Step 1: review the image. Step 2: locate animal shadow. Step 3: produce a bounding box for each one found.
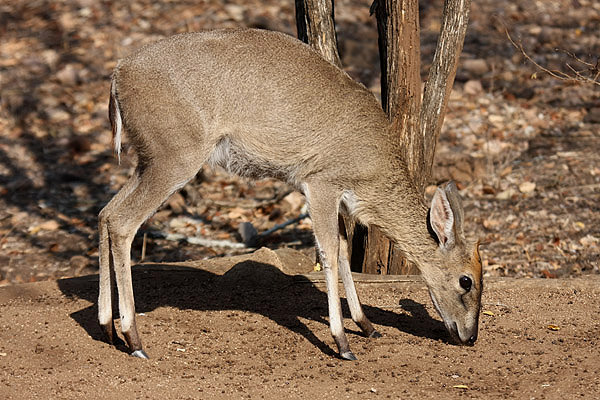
[58,260,449,357]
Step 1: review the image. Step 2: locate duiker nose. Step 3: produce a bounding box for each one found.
[467,334,477,345]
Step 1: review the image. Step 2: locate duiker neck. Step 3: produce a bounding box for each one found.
[353,171,439,270]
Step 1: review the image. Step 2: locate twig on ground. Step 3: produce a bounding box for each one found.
[239,213,309,247]
[148,231,247,249]
[483,302,511,310]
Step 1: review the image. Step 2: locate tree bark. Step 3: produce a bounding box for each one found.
[419,0,471,190]
[295,0,341,67]
[366,0,422,275]
[373,0,422,189]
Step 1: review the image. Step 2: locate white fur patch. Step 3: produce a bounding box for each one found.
[340,190,359,216]
[431,187,455,249]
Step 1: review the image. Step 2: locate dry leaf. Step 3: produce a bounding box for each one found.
[227,207,248,220]
[282,191,304,212]
[482,218,501,229]
[547,324,560,331]
[28,220,60,234]
[496,188,516,200]
[482,185,496,195]
[482,311,495,316]
[519,181,536,193]
[453,385,469,389]
[314,263,322,272]
[464,79,483,95]
[580,235,598,247]
[166,192,186,214]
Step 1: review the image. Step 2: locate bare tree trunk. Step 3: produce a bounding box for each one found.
[373,0,422,188]
[419,0,472,188]
[366,0,422,275]
[295,0,341,67]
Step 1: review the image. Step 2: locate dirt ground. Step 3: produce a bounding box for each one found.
[0,248,599,399]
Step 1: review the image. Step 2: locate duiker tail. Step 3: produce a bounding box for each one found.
[108,76,123,163]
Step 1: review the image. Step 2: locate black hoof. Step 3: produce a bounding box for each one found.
[100,323,117,345]
[341,351,358,361]
[369,330,383,338]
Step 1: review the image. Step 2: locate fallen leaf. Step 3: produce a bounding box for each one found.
[482,311,495,316]
[166,192,186,214]
[500,165,512,177]
[314,263,322,272]
[227,207,247,220]
[540,269,557,279]
[453,385,469,389]
[519,181,536,193]
[496,188,516,200]
[482,218,501,229]
[547,324,560,331]
[580,235,598,247]
[482,185,496,195]
[28,220,60,234]
[282,191,305,212]
[464,79,483,95]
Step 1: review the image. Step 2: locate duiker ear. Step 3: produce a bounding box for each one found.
[429,181,465,251]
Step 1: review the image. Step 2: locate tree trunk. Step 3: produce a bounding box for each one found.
[366,0,422,275]
[419,0,472,186]
[295,0,341,68]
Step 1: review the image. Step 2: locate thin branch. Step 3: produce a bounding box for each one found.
[505,28,600,86]
[419,0,472,191]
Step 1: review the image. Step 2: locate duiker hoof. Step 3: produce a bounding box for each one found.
[369,330,382,338]
[340,351,358,361]
[130,349,149,359]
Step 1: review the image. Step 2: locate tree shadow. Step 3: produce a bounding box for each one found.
[58,260,449,358]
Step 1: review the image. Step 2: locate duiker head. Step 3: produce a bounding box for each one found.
[422,182,483,345]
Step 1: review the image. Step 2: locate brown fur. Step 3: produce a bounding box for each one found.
[98,29,482,360]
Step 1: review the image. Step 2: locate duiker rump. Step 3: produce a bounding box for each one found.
[98,28,482,360]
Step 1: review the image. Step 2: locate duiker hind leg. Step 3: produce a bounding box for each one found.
[337,216,381,338]
[98,173,141,345]
[98,156,201,358]
[305,183,356,360]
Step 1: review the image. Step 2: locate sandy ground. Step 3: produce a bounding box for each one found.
[0,248,598,399]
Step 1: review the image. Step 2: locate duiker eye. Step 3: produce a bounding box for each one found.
[459,275,472,292]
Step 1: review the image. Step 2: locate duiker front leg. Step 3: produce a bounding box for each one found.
[337,217,381,338]
[305,184,356,360]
